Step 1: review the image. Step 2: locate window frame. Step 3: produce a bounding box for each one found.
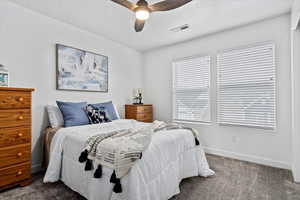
[172,55,212,124]
[216,41,277,130]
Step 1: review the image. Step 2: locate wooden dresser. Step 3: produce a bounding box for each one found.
[0,87,34,189]
[125,104,153,123]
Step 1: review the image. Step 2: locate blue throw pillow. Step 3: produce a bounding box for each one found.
[56,101,89,127]
[91,101,119,120]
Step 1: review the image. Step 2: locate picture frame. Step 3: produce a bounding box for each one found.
[0,65,9,87]
[56,44,108,92]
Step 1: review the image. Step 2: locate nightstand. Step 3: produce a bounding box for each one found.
[125,104,153,123]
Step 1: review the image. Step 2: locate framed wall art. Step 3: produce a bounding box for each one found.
[56,44,108,92]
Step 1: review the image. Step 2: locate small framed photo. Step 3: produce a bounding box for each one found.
[0,71,9,87]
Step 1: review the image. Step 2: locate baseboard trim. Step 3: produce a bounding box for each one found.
[31,163,43,174]
[204,146,291,170]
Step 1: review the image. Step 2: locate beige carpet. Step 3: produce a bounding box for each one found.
[1,154,300,200]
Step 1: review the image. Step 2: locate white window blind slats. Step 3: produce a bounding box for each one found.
[173,56,211,123]
[217,43,276,129]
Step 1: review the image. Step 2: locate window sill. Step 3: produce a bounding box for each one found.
[173,120,212,126]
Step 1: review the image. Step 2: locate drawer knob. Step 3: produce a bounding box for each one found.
[17,152,23,157]
[17,133,23,137]
[17,171,22,176]
[18,97,24,102]
[18,116,24,120]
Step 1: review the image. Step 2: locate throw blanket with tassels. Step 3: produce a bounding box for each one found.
[79,127,152,193]
[78,121,201,193]
[151,121,201,145]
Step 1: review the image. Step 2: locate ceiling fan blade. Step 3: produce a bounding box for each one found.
[111,0,137,11]
[135,19,145,32]
[149,0,192,12]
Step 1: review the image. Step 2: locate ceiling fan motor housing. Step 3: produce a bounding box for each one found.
[135,0,151,12]
[136,0,148,7]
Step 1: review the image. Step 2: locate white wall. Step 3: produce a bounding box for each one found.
[0,1,143,172]
[291,0,300,182]
[0,0,293,174]
[143,14,292,169]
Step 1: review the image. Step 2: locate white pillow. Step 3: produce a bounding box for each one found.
[113,104,121,119]
[47,105,64,128]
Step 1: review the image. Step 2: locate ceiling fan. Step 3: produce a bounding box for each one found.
[111,0,193,32]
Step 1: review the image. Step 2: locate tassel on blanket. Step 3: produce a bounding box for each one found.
[113,179,122,193]
[85,159,93,171]
[110,170,117,183]
[79,149,88,163]
[195,138,200,146]
[94,164,102,178]
[110,170,122,193]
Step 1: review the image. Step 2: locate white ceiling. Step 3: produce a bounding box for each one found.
[9,0,293,51]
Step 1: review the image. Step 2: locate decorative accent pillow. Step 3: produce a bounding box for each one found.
[91,101,120,120]
[56,101,89,127]
[86,104,111,124]
[46,105,64,128]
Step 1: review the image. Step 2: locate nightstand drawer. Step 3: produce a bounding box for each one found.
[136,113,152,119]
[126,106,152,113]
[0,109,31,128]
[0,91,31,109]
[0,144,31,168]
[136,116,153,123]
[0,127,31,148]
[136,106,152,113]
[0,162,31,187]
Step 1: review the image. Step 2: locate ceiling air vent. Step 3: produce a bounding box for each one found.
[170,24,189,32]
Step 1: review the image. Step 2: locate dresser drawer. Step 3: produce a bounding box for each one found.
[0,162,31,187]
[0,127,31,148]
[0,91,31,109]
[0,109,31,128]
[0,144,31,168]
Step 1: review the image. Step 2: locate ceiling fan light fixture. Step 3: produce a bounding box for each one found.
[135,8,150,20]
[111,0,193,32]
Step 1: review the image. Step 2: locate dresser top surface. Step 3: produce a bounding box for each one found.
[0,87,34,92]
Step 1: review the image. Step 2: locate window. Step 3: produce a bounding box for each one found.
[217,42,276,129]
[172,55,211,123]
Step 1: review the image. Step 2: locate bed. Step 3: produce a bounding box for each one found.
[43,119,214,200]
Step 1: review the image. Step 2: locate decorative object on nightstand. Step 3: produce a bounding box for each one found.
[0,87,34,190]
[132,88,143,105]
[125,104,153,123]
[0,65,9,87]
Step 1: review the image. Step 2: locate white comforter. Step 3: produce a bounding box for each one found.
[44,119,214,200]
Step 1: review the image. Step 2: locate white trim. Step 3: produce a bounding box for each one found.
[204,146,291,170]
[31,163,43,174]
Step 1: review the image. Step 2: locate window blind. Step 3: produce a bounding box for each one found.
[217,42,276,129]
[173,55,211,123]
